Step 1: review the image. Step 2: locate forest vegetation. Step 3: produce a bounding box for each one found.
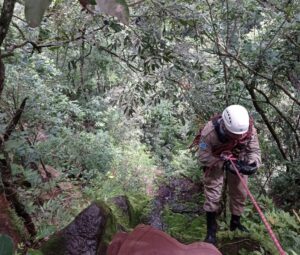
[0,0,299,254]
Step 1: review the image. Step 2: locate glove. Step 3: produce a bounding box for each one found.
[224,160,258,176]
[223,160,238,175]
[237,161,258,175]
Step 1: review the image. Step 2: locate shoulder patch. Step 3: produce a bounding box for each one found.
[199,140,208,150]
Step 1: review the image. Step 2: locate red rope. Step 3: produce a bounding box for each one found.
[228,157,286,255]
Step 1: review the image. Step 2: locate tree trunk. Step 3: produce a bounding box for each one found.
[0,98,37,237]
[0,1,35,235]
[0,0,17,98]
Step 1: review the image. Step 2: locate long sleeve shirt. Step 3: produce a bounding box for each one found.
[198,120,261,169]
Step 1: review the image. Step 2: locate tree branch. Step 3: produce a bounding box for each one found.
[221,50,300,106]
[11,21,26,40]
[1,97,28,145]
[98,45,142,72]
[1,24,142,72]
[0,153,37,238]
[202,13,300,106]
[254,0,285,12]
[254,87,300,147]
[285,34,300,48]
[245,85,288,161]
[128,0,145,7]
[0,55,4,96]
[0,97,36,237]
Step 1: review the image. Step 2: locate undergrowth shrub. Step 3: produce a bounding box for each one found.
[270,165,300,211]
[37,128,114,180]
[224,196,300,255]
[141,100,190,171]
[85,140,158,198]
[169,149,200,180]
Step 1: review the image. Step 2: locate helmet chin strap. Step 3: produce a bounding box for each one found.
[218,119,226,136]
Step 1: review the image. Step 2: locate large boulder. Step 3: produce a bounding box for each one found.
[145,177,204,231]
[40,201,116,255]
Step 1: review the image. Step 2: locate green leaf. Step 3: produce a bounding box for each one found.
[0,235,14,255]
[27,249,43,255]
[4,139,23,152]
[11,164,24,175]
[110,22,123,32]
[36,225,56,239]
[96,0,129,25]
[25,0,52,28]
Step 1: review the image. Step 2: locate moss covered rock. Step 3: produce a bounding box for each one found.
[39,201,117,255]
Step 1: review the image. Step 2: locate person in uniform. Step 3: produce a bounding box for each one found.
[198,105,261,245]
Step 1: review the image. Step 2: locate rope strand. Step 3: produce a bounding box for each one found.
[228,157,286,255]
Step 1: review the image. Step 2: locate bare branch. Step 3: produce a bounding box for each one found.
[0,55,4,96]
[2,97,28,143]
[245,85,289,161]
[254,87,300,147]
[221,50,300,106]
[98,45,142,72]
[128,0,145,7]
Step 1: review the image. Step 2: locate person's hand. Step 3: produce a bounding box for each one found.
[224,160,258,175]
[237,161,258,175]
[224,160,238,175]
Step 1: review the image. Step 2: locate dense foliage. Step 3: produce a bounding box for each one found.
[0,0,299,254]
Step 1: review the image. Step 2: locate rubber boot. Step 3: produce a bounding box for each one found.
[230,214,249,232]
[204,212,217,245]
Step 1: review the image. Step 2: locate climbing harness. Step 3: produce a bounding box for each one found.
[227,156,286,255]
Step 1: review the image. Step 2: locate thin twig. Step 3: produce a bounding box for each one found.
[293,209,300,223]
[128,0,145,7]
[220,238,253,248]
[254,87,300,147]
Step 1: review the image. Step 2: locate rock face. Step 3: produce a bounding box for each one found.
[40,201,116,255]
[107,224,222,255]
[147,177,204,230]
[110,196,132,217]
[110,195,135,227]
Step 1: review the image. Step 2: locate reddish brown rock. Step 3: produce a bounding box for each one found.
[107,224,222,255]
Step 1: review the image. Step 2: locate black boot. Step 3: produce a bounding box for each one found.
[230,215,249,232]
[204,212,217,245]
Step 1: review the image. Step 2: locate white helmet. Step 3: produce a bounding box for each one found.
[222,105,249,134]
